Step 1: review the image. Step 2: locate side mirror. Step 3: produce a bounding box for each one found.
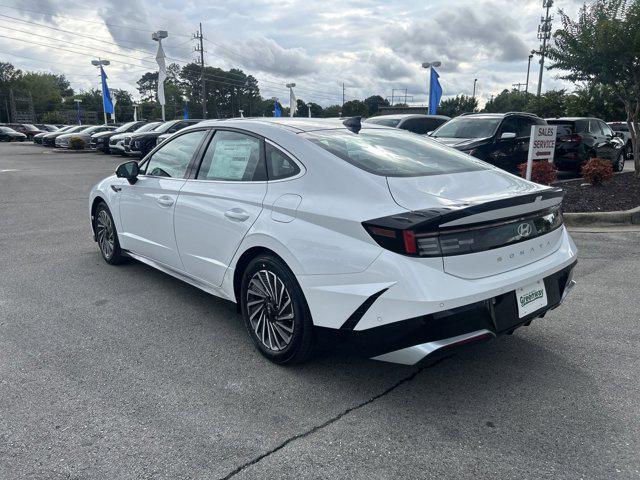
[500,132,516,140]
[115,160,139,184]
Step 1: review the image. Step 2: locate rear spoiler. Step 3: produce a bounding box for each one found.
[365,188,564,234]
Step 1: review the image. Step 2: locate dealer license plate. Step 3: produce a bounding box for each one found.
[516,280,548,318]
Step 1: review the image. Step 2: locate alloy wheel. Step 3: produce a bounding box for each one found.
[96,209,115,259]
[246,269,295,352]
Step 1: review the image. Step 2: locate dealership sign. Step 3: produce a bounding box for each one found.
[526,125,557,180]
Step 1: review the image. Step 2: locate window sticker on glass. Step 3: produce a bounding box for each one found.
[207,139,258,180]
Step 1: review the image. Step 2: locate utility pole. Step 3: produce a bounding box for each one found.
[194,23,206,118]
[342,83,345,108]
[525,52,534,95]
[472,78,478,99]
[536,0,554,97]
[512,82,526,92]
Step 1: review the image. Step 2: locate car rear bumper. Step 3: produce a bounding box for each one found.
[357,261,576,364]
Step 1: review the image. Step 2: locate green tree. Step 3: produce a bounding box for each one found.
[564,83,626,120]
[525,89,567,118]
[439,95,478,117]
[483,89,531,113]
[363,95,389,116]
[547,0,640,176]
[322,104,342,117]
[341,99,368,117]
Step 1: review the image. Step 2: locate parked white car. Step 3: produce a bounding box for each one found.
[89,118,577,365]
[608,122,635,159]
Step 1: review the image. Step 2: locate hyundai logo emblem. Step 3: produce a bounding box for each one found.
[517,223,532,237]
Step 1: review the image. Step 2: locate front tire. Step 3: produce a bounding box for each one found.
[94,202,125,265]
[240,255,314,365]
[614,151,625,172]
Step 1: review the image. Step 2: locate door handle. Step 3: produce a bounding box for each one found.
[225,208,250,221]
[156,195,174,207]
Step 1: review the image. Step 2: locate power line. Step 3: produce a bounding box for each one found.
[0,7,349,102]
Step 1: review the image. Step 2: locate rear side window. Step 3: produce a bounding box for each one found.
[589,120,603,135]
[303,129,489,177]
[574,120,590,133]
[266,143,300,180]
[197,130,266,181]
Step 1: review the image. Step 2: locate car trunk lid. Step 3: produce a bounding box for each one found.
[385,171,564,278]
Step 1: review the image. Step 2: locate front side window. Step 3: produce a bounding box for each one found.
[589,120,603,135]
[517,117,537,137]
[197,130,265,181]
[303,129,489,177]
[432,116,502,139]
[400,119,431,135]
[266,143,300,180]
[143,130,206,178]
[600,122,614,137]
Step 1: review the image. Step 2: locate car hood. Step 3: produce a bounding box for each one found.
[92,130,115,138]
[5,132,25,137]
[386,169,551,213]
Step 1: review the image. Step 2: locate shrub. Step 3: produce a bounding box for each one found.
[581,157,613,186]
[518,160,558,185]
[68,136,86,150]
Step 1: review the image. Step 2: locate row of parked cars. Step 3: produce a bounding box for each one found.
[0,123,59,142]
[31,119,203,157]
[366,112,631,174]
[12,111,632,175]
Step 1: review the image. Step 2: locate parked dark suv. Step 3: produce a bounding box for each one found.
[547,117,626,172]
[364,114,450,135]
[90,121,147,153]
[430,112,547,172]
[123,119,202,157]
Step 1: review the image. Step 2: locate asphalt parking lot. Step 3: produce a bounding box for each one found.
[1,143,639,480]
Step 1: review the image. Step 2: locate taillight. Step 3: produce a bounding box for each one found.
[559,134,582,143]
[363,206,563,258]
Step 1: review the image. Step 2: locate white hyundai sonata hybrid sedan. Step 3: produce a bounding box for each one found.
[89,117,577,365]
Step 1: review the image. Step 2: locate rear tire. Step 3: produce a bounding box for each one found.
[93,202,125,265]
[240,255,314,365]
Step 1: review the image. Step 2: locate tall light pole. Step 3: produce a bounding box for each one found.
[152,30,168,121]
[525,52,534,95]
[91,59,110,125]
[73,99,82,125]
[472,78,478,99]
[536,0,554,97]
[286,82,296,117]
[421,61,441,112]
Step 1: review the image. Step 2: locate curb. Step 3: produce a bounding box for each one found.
[564,206,640,227]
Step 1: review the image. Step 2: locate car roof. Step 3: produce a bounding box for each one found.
[547,117,596,121]
[366,114,450,121]
[195,117,392,134]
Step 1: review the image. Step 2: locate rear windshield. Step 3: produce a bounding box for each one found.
[546,121,574,136]
[431,117,501,139]
[365,117,401,128]
[303,128,489,177]
[609,123,628,132]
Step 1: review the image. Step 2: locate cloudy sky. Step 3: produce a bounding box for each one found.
[0,0,586,108]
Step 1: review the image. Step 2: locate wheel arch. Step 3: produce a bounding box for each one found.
[90,195,107,239]
[232,246,292,305]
